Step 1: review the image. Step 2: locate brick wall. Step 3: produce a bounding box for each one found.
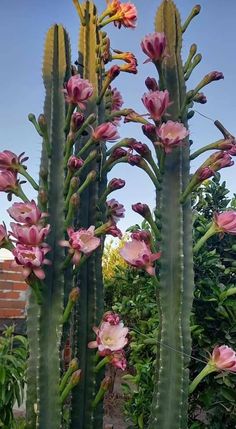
[0,260,28,321]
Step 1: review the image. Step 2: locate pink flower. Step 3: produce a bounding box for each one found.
[88,320,129,353]
[107,198,125,223]
[213,211,236,235]
[0,170,18,192]
[105,223,123,238]
[0,224,8,247]
[60,226,100,265]
[210,345,236,372]
[109,350,127,371]
[63,75,93,109]
[103,311,120,325]
[114,3,137,29]
[7,200,45,225]
[10,223,50,246]
[156,120,189,153]
[110,148,128,161]
[141,32,167,63]
[142,90,171,121]
[92,122,120,142]
[70,112,85,132]
[111,87,124,111]
[67,156,84,171]
[120,239,161,276]
[12,244,50,280]
[197,166,215,181]
[127,154,142,166]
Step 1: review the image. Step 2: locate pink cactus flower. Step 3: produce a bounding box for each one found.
[63,75,93,109]
[108,178,126,191]
[141,32,167,63]
[111,87,124,111]
[103,311,120,325]
[0,224,8,247]
[120,239,161,276]
[156,120,189,153]
[114,3,137,29]
[70,112,85,132]
[10,223,50,246]
[92,122,120,142]
[210,345,236,372]
[60,226,100,265]
[142,90,171,121]
[12,244,50,280]
[109,350,127,371]
[107,198,125,223]
[67,156,84,171]
[196,166,215,181]
[0,170,18,192]
[88,320,129,353]
[213,211,236,235]
[7,200,45,225]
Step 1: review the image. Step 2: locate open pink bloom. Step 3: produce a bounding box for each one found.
[0,224,8,246]
[141,32,167,63]
[7,200,45,225]
[120,239,160,276]
[109,350,127,371]
[156,120,189,153]
[12,244,50,280]
[111,87,124,111]
[213,211,236,235]
[107,198,125,223]
[103,311,120,325]
[63,75,93,109]
[88,321,129,353]
[142,90,171,121]
[210,345,236,371]
[60,226,100,265]
[0,150,20,170]
[10,223,50,246]
[92,122,120,142]
[114,3,137,29]
[0,170,18,192]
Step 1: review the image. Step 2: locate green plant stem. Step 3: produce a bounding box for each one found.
[77,137,94,157]
[62,298,75,324]
[64,104,75,134]
[16,186,30,202]
[193,223,216,254]
[94,356,110,373]
[190,139,226,160]
[72,0,86,25]
[189,363,216,394]
[19,167,39,191]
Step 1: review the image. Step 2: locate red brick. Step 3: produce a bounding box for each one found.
[0,260,17,270]
[0,282,27,291]
[0,272,25,282]
[0,309,23,318]
[0,300,26,309]
[0,291,20,299]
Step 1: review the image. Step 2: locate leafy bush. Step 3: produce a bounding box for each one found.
[0,326,28,429]
[103,176,236,428]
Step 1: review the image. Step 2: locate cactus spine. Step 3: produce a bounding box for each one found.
[149,1,194,428]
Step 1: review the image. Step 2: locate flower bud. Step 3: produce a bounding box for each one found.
[70,193,80,208]
[70,112,85,132]
[38,114,47,132]
[132,202,151,218]
[142,124,157,142]
[145,77,159,92]
[70,369,82,386]
[108,178,126,191]
[70,177,80,190]
[193,92,207,104]
[69,287,80,303]
[69,358,79,371]
[107,65,120,81]
[101,376,112,390]
[67,156,84,171]
[110,148,127,161]
[127,154,142,166]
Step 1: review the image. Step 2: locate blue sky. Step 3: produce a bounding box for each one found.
[0,0,236,231]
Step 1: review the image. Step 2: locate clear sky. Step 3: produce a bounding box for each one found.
[0,0,236,232]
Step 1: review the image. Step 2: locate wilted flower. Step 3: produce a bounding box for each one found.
[60,226,100,265]
[107,198,125,223]
[7,200,44,225]
[88,320,129,353]
[213,211,236,235]
[141,32,167,63]
[109,350,127,370]
[142,90,171,121]
[120,239,161,275]
[92,122,120,142]
[63,75,93,109]
[12,244,50,280]
[156,120,189,153]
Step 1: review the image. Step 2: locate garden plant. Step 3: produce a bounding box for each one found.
[0,1,236,428]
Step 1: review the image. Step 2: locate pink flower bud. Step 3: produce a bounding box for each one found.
[141,32,167,63]
[120,239,160,276]
[156,120,189,153]
[110,148,127,160]
[210,345,236,371]
[103,311,120,325]
[107,65,121,81]
[107,198,125,223]
[213,211,236,235]
[92,122,120,142]
[114,3,137,29]
[111,87,124,111]
[0,170,18,192]
[109,350,127,371]
[211,152,234,169]
[10,223,50,246]
[108,178,126,191]
[142,90,171,121]
[63,75,93,109]
[120,57,138,74]
[106,223,123,239]
[131,141,151,157]
[142,124,157,142]
[127,154,142,166]
[197,166,215,181]
[132,203,151,218]
[145,77,159,92]
[0,224,8,247]
[7,201,45,225]
[206,71,224,82]
[193,92,207,104]
[70,112,85,132]
[12,244,50,280]
[67,156,84,171]
[131,230,151,244]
